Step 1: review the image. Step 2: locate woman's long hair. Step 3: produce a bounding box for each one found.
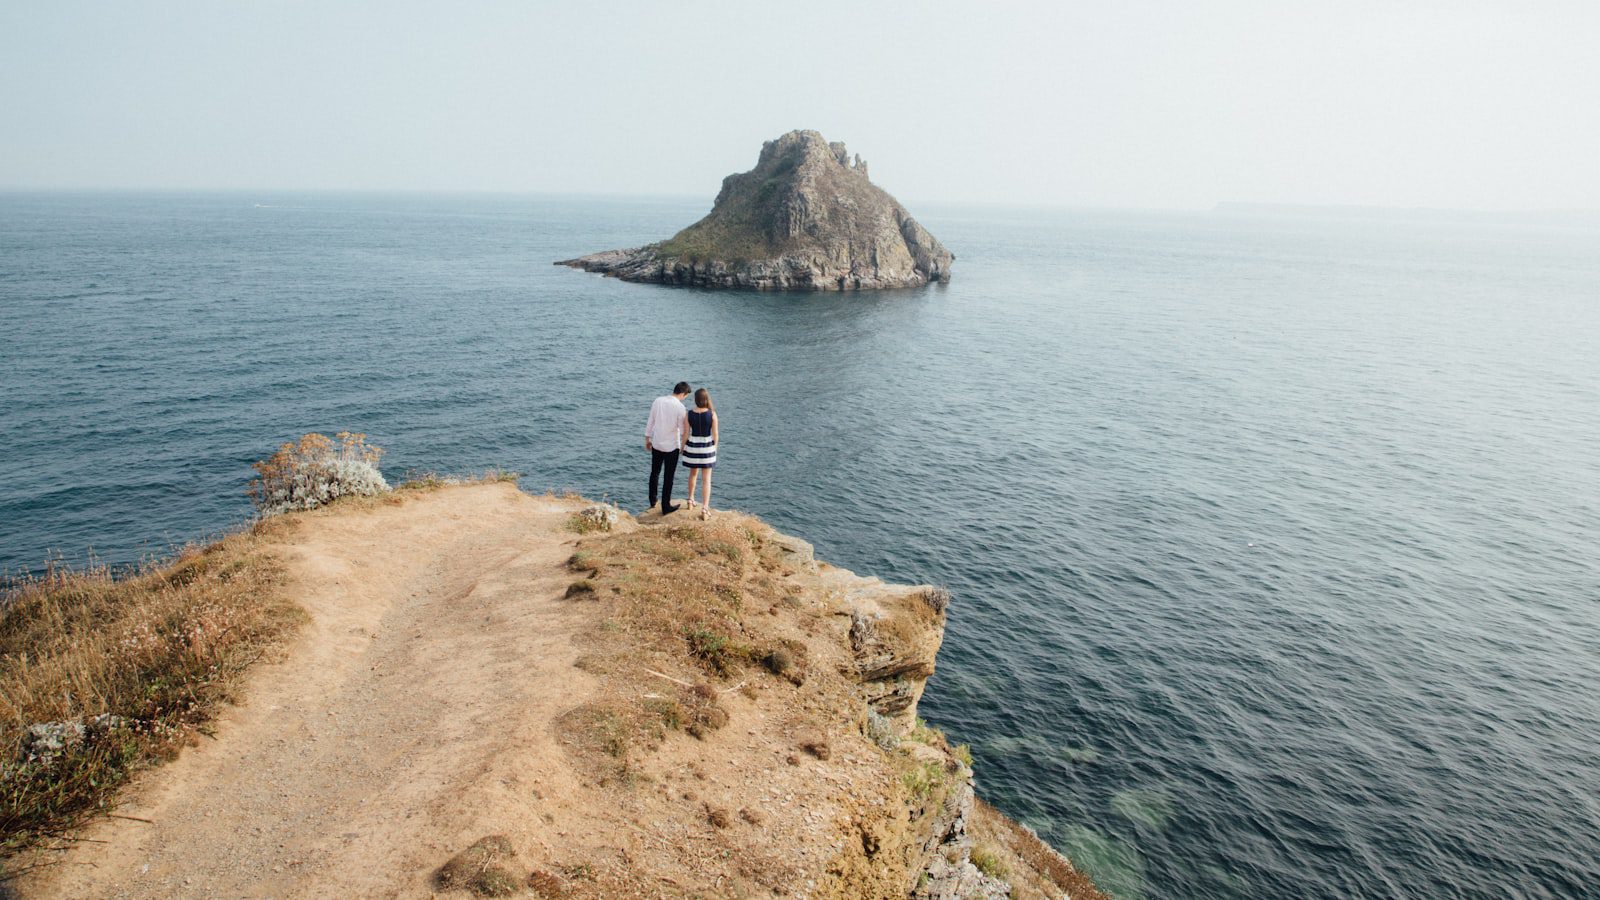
[694,387,713,411]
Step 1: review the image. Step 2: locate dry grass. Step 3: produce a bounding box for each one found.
[565,513,608,535]
[554,514,807,777]
[899,760,950,802]
[540,505,1107,898]
[679,683,728,738]
[527,867,567,896]
[971,844,1010,880]
[437,834,519,896]
[399,469,522,492]
[0,523,301,854]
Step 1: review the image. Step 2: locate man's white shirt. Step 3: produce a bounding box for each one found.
[645,395,688,452]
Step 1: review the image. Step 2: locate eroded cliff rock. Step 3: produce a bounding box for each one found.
[558,129,955,291]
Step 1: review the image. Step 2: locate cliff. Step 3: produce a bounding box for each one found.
[8,483,1099,898]
[558,130,955,291]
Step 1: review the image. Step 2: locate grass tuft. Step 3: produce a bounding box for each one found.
[799,737,831,760]
[900,760,947,801]
[919,586,951,615]
[761,647,793,678]
[566,513,608,535]
[685,627,747,676]
[437,834,519,895]
[527,868,567,896]
[971,844,1010,880]
[682,685,729,738]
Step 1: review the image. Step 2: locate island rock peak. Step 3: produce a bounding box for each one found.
[558,130,954,291]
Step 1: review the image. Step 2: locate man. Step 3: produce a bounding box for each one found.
[645,381,691,514]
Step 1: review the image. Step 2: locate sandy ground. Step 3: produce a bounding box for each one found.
[23,483,598,899]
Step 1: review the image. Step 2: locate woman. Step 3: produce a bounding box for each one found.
[682,387,718,519]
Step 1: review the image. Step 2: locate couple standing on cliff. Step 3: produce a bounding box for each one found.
[644,381,719,519]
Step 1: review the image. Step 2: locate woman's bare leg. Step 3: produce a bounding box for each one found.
[684,469,699,507]
[700,469,713,519]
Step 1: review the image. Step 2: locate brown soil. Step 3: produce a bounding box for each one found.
[18,483,600,897]
[14,483,1101,899]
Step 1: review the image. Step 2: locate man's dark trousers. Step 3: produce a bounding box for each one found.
[649,448,680,511]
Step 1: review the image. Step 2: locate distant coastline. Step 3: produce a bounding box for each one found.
[1214,200,1600,227]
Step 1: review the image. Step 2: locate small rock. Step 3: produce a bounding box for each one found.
[19,714,130,765]
[575,504,619,532]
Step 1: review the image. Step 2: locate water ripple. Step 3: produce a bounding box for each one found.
[3,194,1598,898]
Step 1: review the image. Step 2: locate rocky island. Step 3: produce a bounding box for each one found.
[558,130,954,291]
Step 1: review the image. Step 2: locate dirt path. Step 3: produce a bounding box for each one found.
[26,483,599,898]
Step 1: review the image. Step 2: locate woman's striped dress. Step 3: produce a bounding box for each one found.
[683,409,717,468]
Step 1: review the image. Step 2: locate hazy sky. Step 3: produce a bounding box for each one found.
[3,1,1596,210]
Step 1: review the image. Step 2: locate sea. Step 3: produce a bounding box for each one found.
[2,192,1597,898]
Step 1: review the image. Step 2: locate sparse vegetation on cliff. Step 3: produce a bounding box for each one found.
[0,448,525,864]
[548,507,1090,898]
[5,475,1102,898]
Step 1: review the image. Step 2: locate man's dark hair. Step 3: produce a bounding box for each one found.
[673,381,691,395]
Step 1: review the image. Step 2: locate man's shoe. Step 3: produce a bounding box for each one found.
[661,503,680,515]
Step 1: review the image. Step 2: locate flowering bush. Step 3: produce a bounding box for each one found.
[249,432,390,516]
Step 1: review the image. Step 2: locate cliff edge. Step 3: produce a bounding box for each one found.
[558,130,954,291]
[14,483,1098,898]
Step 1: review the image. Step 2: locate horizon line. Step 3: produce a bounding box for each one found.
[1,186,1596,220]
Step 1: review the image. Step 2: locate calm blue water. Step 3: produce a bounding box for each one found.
[3,192,1598,898]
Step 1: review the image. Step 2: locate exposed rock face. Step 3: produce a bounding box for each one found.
[558,129,954,291]
[810,565,1008,897]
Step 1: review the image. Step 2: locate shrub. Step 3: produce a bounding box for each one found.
[527,869,566,897]
[567,505,618,534]
[761,647,792,678]
[908,717,946,745]
[249,432,389,516]
[682,683,728,738]
[647,698,684,731]
[901,760,947,800]
[686,627,745,675]
[864,710,901,750]
[972,845,1010,880]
